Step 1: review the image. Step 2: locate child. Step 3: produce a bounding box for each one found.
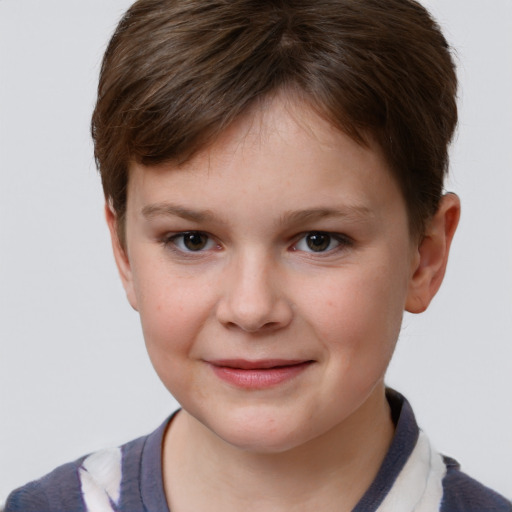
[5,0,511,510]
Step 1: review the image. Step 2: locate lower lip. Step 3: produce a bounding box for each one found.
[210,362,312,389]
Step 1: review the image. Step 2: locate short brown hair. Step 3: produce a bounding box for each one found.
[92,0,458,242]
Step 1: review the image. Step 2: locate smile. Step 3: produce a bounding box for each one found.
[207,359,314,389]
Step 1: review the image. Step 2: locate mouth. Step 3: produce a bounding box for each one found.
[207,359,314,389]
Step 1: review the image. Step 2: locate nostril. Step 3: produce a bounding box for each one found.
[223,319,279,334]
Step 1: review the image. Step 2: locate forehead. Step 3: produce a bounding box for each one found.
[199,95,379,170]
[126,95,405,228]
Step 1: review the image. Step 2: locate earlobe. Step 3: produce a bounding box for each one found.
[105,203,139,311]
[405,193,461,314]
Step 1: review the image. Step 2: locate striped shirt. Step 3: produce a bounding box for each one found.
[5,390,511,511]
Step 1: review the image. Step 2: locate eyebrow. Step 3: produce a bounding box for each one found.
[141,202,373,226]
[279,206,373,226]
[141,203,215,223]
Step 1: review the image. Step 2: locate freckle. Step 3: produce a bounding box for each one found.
[267,417,278,433]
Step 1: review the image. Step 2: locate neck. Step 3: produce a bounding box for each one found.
[163,384,394,512]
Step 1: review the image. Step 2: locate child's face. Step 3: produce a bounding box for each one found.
[114,96,420,453]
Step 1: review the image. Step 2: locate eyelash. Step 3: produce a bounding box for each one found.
[161,231,219,254]
[161,231,352,256]
[292,231,353,254]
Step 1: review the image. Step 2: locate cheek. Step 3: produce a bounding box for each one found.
[130,260,213,375]
[137,285,211,403]
[140,287,207,348]
[301,265,406,362]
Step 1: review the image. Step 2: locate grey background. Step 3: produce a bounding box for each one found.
[1,0,511,502]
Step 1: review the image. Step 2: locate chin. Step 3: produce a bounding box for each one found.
[223,428,306,454]
[203,407,317,455]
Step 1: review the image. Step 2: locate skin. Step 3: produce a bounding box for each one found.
[107,95,460,511]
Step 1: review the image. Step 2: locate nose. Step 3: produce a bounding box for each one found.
[215,251,293,333]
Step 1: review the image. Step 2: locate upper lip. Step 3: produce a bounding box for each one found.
[208,359,312,370]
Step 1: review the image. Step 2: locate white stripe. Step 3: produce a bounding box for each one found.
[414,437,446,512]
[79,447,122,512]
[376,431,446,512]
[79,468,117,512]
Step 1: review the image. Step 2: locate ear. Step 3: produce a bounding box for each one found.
[405,193,461,314]
[105,202,139,311]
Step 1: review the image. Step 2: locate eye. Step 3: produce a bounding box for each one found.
[166,231,217,252]
[293,231,348,253]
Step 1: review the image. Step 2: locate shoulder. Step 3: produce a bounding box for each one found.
[3,415,173,512]
[4,459,85,512]
[441,456,512,512]
[375,390,511,512]
[4,435,149,512]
